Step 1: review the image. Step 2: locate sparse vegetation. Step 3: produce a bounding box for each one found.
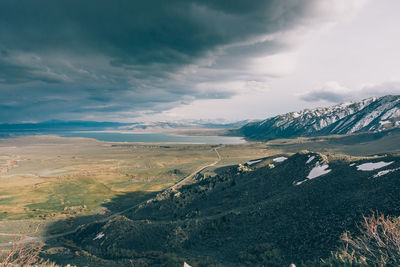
[339,212,400,266]
[1,238,46,266]
[0,137,224,219]
[307,212,400,267]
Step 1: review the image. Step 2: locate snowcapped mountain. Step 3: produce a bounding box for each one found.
[236,95,400,141]
[119,120,250,133]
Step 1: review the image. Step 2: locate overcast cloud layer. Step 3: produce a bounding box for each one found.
[0,0,371,122]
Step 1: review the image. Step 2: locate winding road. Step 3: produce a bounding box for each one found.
[0,147,222,247]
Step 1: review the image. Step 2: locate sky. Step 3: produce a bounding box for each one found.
[1,0,400,123]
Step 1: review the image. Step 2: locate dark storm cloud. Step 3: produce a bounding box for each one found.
[0,0,308,67]
[0,50,69,84]
[0,0,328,122]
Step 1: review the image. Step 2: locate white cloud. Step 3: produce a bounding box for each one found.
[300,81,400,103]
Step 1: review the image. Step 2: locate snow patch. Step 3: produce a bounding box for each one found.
[306,156,315,164]
[292,112,301,118]
[307,163,331,179]
[273,157,288,163]
[356,161,394,171]
[373,167,400,178]
[295,162,331,186]
[93,232,105,240]
[247,159,262,166]
[349,163,356,166]
[295,180,306,186]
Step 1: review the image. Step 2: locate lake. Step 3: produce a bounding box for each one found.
[60,132,245,144]
[1,131,245,144]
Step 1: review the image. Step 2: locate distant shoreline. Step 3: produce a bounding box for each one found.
[0,132,246,145]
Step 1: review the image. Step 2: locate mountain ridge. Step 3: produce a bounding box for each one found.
[67,150,400,266]
[234,95,400,141]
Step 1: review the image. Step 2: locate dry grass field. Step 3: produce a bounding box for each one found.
[0,136,223,220]
[0,137,280,221]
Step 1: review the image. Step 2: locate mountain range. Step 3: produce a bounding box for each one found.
[0,120,249,138]
[234,95,400,141]
[2,95,400,143]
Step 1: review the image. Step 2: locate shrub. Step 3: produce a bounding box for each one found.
[342,212,400,266]
[319,212,400,267]
[1,239,45,266]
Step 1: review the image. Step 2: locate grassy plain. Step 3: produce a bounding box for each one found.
[0,136,221,220]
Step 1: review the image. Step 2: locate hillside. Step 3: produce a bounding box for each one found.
[64,151,400,266]
[234,95,400,141]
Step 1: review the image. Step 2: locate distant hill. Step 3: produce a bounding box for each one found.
[0,120,249,138]
[69,151,400,266]
[233,95,400,141]
[120,120,250,132]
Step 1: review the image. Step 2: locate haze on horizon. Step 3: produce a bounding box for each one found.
[1,0,399,123]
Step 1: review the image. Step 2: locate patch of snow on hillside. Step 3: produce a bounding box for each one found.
[373,167,400,178]
[356,161,394,171]
[295,180,306,186]
[307,163,331,179]
[296,162,331,186]
[273,157,287,163]
[349,163,356,166]
[247,159,262,165]
[93,232,105,240]
[306,156,315,164]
